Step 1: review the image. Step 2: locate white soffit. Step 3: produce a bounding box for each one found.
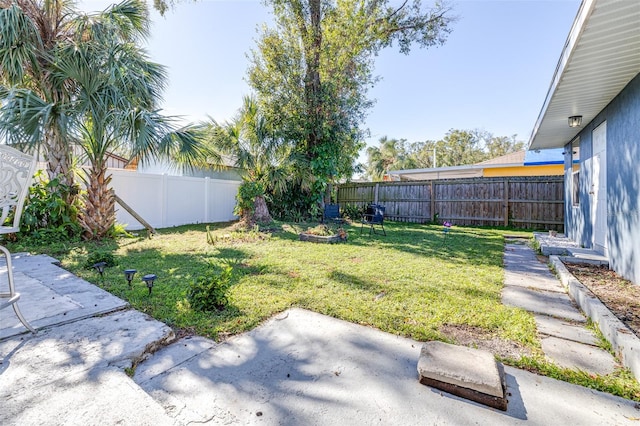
[529,0,640,150]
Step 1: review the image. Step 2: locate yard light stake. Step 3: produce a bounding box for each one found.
[142,274,157,295]
[124,269,137,288]
[92,262,107,279]
[442,221,452,245]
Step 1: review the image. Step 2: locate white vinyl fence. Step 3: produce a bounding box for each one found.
[109,169,241,231]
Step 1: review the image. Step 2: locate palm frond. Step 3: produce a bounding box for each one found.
[123,109,212,172]
[0,87,52,148]
[0,4,43,84]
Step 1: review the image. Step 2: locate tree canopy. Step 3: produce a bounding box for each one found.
[365,129,524,180]
[248,0,455,211]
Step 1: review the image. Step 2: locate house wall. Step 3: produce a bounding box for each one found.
[566,72,640,284]
[565,135,593,249]
[483,164,563,177]
[137,158,243,181]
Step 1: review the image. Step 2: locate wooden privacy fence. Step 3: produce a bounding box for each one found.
[337,176,564,231]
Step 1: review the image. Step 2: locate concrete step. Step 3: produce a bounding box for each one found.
[534,314,598,345]
[541,336,617,376]
[417,341,507,411]
[502,286,586,323]
[134,335,216,384]
[502,243,620,378]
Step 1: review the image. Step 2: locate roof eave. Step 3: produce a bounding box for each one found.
[528,0,595,150]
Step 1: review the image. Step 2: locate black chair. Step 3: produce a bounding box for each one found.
[323,203,344,224]
[360,204,386,236]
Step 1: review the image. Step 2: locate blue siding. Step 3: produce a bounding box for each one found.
[566,72,640,284]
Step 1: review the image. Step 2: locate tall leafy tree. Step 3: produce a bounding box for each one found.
[436,129,485,167]
[248,0,455,208]
[485,134,524,158]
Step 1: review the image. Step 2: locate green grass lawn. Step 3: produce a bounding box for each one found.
[10,220,640,400]
[46,221,538,346]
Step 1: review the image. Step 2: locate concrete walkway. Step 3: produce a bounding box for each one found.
[1,253,639,425]
[503,240,617,375]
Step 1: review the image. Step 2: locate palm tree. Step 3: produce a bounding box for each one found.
[207,96,294,224]
[1,0,210,239]
[365,136,416,181]
[64,2,209,239]
[0,0,154,199]
[0,0,83,192]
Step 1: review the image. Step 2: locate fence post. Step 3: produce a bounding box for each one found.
[374,183,379,204]
[430,181,436,222]
[161,173,168,228]
[204,177,210,223]
[504,179,509,227]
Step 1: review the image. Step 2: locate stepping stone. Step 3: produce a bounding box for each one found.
[504,270,565,292]
[534,315,598,345]
[541,336,617,376]
[502,286,586,323]
[417,341,507,411]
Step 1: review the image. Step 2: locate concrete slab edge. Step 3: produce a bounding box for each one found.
[550,256,640,380]
[558,255,609,267]
[419,375,508,411]
[540,246,569,256]
[0,304,130,342]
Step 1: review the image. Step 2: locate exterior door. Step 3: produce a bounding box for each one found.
[591,122,608,255]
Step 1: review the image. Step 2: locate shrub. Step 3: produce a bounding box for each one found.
[18,171,82,243]
[85,251,116,269]
[188,263,234,312]
[342,204,364,221]
[234,181,265,218]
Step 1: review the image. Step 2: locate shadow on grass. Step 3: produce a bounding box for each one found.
[342,221,506,268]
[327,270,378,290]
[77,245,253,335]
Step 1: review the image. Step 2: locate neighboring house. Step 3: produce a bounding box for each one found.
[528,0,640,284]
[35,148,136,174]
[386,149,563,181]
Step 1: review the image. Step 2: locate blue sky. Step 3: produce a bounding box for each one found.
[80,0,581,152]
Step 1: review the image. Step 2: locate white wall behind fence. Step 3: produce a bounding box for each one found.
[109,169,240,230]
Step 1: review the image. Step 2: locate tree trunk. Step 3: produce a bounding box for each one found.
[79,164,116,240]
[304,0,322,153]
[252,195,272,224]
[44,126,77,204]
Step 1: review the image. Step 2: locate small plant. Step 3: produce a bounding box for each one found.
[85,251,116,269]
[343,204,364,221]
[108,223,135,239]
[303,224,334,236]
[188,262,234,312]
[234,181,266,218]
[17,171,82,244]
[529,237,542,254]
